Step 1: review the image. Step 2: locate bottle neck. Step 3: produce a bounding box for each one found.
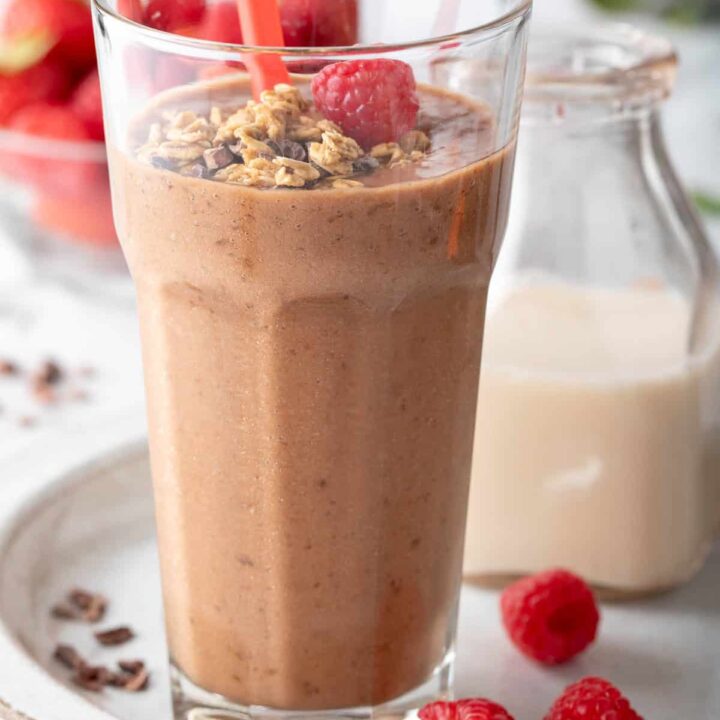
[500,103,689,289]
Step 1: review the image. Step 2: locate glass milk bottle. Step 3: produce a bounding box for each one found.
[464,26,720,597]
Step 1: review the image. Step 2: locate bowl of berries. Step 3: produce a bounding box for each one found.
[0,0,124,287]
[0,0,358,285]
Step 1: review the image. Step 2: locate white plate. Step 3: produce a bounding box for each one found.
[0,441,718,720]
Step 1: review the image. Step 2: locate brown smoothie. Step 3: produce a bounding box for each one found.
[110,78,514,710]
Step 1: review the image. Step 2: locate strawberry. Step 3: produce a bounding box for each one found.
[279,0,358,47]
[0,30,55,73]
[3,0,96,72]
[9,101,89,140]
[0,56,72,125]
[144,0,206,31]
[195,1,242,43]
[7,102,101,197]
[34,179,117,246]
[72,69,104,140]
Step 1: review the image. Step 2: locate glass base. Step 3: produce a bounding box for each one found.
[171,650,454,720]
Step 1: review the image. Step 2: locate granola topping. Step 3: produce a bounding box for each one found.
[136,84,431,189]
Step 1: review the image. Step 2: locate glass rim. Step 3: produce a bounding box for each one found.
[92,0,532,55]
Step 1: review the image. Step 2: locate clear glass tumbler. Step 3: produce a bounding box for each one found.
[464,26,720,598]
[91,2,531,718]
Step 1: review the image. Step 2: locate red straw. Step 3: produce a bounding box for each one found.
[236,0,291,99]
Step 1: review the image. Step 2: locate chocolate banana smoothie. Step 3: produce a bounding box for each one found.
[111,78,514,710]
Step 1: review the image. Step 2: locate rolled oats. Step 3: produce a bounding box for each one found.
[156,141,210,163]
[308,130,362,175]
[370,142,405,164]
[273,157,320,188]
[399,130,431,154]
[209,106,224,127]
[330,179,364,189]
[135,83,430,188]
[288,116,324,142]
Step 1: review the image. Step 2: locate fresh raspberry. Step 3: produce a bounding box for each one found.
[419,701,457,720]
[7,102,101,198]
[544,677,644,720]
[0,56,72,125]
[194,1,243,43]
[500,569,599,665]
[144,0,206,31]
[457,699,515,720]
[279,0,358,47]
[311,58,419,149]
[72,69,104,140]
[3,0,96,71]
[420,698,515,720]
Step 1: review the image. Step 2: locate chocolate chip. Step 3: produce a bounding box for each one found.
[118,659,145,674]
[0,359,18,375]
[203,146,234,171]
[51,603,79,620]
[32,380,56,405]
[69,588,94,609]
[73,664,112,693]
[122,668,150,692]
[310,161,331,179]
[353,156,379,174]
[70,588,107,622]
[35,360,62,385]
[268,139,307,162]
[228,143,246,160]
[95,626,134,646]
[83,595,107,622]
[54,644,84,670]
[183,162,208,179]
[108,672,130,687]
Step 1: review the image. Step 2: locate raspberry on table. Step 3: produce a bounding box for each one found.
[544,677,644,720]
[420,698,515,720]
[500,568,600,665]
[419,700,457,720]
[311,58,419,149]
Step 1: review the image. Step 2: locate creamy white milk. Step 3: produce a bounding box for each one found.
[465,280,720,593]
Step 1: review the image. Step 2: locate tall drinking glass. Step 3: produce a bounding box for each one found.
[91,2,531,718]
